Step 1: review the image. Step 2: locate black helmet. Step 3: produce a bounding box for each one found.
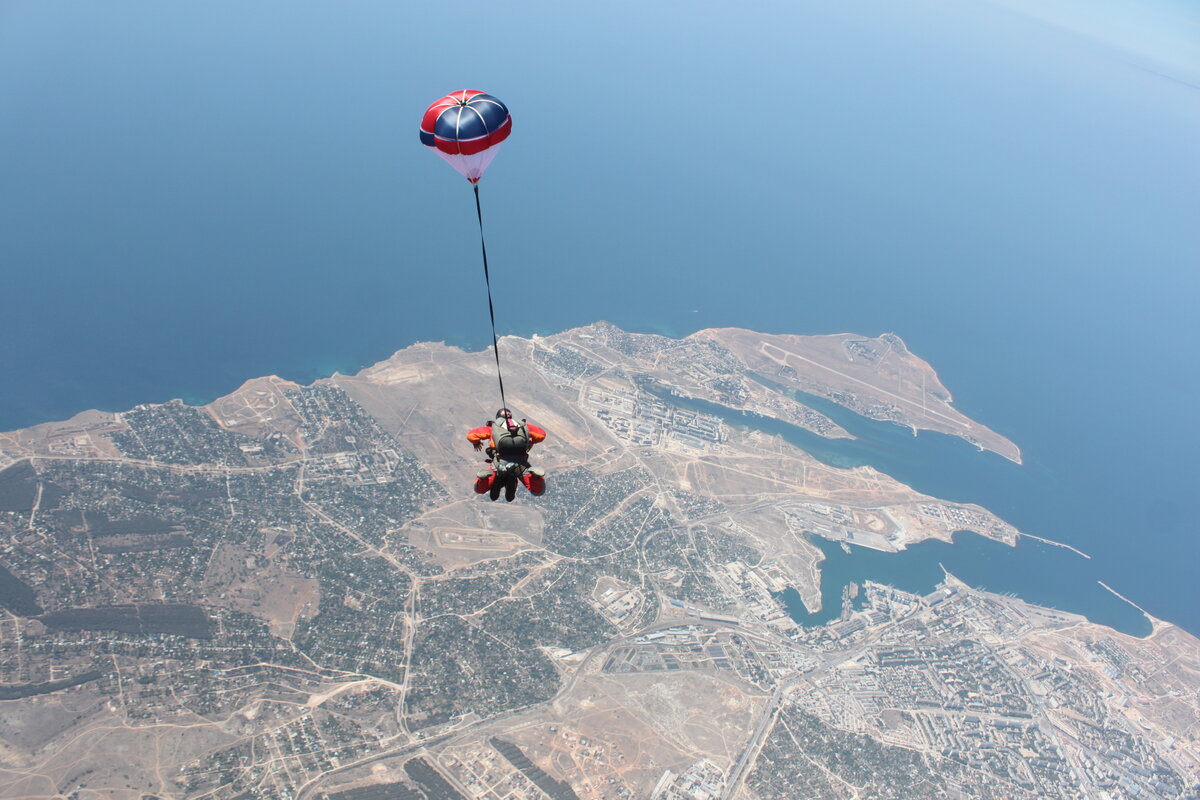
[495,408,512,419]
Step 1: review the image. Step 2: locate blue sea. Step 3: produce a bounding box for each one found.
[1,2,1197,632]
[775,533,1146,634]
[650,384,1152,635]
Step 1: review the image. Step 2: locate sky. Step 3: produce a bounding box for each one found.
[990,0,1200,84]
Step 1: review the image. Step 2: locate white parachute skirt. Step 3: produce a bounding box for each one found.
[436,143,504,183]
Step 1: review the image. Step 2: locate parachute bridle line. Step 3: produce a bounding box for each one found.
[473,183,508,416]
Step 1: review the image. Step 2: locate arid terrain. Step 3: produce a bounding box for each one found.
[0,323,1194,800]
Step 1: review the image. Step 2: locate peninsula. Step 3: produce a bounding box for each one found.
[0,323,1193,800]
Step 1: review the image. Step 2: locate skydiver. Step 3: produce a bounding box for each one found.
[467,409,546,501]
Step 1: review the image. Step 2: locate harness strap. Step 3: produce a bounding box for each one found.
[473,184,507,413]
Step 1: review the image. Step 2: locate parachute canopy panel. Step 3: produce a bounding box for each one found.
[420,90,512,183]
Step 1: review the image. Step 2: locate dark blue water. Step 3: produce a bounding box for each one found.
[1,3,1196,630]
[778,533,1148,635]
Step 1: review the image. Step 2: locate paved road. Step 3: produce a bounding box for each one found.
[719,675,801,800]
[295,701,543,800]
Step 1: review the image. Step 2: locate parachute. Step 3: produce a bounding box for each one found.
[419,90,512,184]
[422,90,545,498]
[419,89,513,413]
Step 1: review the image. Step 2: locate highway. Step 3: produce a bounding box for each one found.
[718,675,800,800]
[294,702,537,800]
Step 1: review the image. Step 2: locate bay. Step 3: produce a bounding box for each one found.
[777,534,1148,636]
[643,383,1153,636]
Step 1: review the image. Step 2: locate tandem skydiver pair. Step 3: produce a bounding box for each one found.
[421,91,551,502]
[466,409,547,502]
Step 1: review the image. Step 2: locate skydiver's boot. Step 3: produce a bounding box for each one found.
[474,469,492,495]
[504,475,518,502]
[488,473,504,502]
[522,467,546,496]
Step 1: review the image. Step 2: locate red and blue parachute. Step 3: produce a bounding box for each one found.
[420,90,549,499]
[420,89,514,421]
[419,90,511,184]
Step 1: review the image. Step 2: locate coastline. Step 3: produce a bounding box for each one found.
[1,324,1021,464]
[0,322,1175,638]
